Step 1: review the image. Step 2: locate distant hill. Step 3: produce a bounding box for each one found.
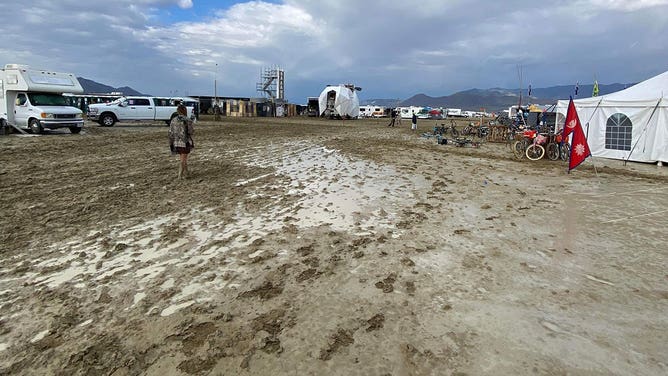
[398,83,634,112]
[77,77,144,96]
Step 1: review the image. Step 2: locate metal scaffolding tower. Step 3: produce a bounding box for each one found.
[256,66,285,100]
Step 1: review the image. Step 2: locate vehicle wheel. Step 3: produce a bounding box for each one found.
[29,118,43,134]
[451,128,459,138]
[526,144,545,160]
[560,143,571,161]
[513,140,527,159]
[546,143,560,160]
[100,114,116,127]
[70,126,82,134]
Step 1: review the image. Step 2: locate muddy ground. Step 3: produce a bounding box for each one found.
[0,116,667,375]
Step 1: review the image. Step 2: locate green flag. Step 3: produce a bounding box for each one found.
[592,80,599,97]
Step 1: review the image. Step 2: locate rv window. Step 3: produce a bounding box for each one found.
[27,93,67,106]
[16,94,27,106]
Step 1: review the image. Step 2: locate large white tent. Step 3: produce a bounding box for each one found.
[555,71,668,163]
[318,85,359,118]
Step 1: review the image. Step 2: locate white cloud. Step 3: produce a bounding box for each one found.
[587,0,668,11]
[178,0,193,8]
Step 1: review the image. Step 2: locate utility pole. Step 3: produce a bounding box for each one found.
[214,63,220,121]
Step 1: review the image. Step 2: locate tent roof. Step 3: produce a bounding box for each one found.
[601,70,668,100]
[558,70,668,107]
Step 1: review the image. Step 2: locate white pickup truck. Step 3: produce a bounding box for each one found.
[87,96,195,126]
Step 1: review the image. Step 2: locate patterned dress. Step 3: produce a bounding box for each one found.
[169,115,194,154]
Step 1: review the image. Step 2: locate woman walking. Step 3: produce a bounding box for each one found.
[169,104,194,179]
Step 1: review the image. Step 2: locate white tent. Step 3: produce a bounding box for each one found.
[318,85,360,118]
[555,71,668,163]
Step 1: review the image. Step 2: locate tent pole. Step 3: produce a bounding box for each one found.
[624,98,661,166]
[585,99,603,178]
[584,98,603,137]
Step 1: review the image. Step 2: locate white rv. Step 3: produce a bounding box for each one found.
[359,105,374,118]
[446,108,462,117]
[398,106,425,119]
[0,64,84,134]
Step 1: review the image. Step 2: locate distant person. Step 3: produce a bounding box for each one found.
[387,109,397,127]
[169,104,195,179]
[411,112,417,131]
[213,102,221,121]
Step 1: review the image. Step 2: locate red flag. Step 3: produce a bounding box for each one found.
[564,98,591,171]
[563,98,578,138]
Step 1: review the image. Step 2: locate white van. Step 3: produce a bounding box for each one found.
[0,64,84,134]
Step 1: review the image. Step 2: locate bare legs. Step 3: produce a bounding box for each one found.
[178,153,189,179]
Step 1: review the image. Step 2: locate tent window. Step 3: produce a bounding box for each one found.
[605,113,632,151]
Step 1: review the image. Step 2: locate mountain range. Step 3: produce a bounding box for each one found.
[362,83,634,112]
[77,77,144,96]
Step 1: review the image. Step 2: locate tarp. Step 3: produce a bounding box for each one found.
[318,85,359,118]
[555,71,668,163]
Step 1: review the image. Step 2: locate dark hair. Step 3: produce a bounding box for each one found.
[177,104,187,116]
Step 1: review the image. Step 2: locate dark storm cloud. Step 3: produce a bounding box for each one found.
[1,0,666,101]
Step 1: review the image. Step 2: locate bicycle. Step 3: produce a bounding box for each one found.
[510,126,529,159]
[545,130,571,161]
[461,122,475,136]
[476,124,489,139]
[545,131,562,161]
[438,121,459,138]
[560,140,571,161]
[525,131,548,160]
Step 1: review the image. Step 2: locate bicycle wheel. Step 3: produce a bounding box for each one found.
[513,140,527,159]
[546,143,560,161]
[526,144,545,160]
[560,143,571,161]
[507,133,517,151]
[451,127,459,138]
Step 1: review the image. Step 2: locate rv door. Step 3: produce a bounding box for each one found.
[13,93,30,127]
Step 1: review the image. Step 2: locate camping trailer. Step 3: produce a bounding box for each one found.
[446,108,462,117]
[398,106,424,119]
[1,64,84,134]
[359,105,374,118]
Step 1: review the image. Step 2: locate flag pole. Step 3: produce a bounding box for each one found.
[583,98,603,179]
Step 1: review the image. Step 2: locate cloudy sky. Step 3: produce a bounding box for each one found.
[2,0,667,102]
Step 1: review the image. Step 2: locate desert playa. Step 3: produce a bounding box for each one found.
[1,117,667,375]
